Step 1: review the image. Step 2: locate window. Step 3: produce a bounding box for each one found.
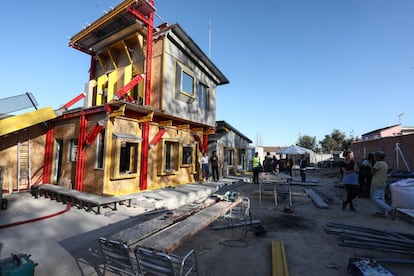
[198,83,208,109]
[181,71,194,96]
[95,130,105,169]
[160,139,180,174]
[119,141,138,174]
[227,149,234,166]
[175,62,195,102]
[112,134,140,179]
[182,146,193,166]
[53,139,63,183]
[68,139,78,162]
[239,149,246,169]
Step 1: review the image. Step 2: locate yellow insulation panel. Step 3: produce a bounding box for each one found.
[107,70,117,101]
[0,107,56,136]
[123,64,133,97]
[96,74,108,105]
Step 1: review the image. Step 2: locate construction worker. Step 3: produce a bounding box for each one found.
[252,152,261,184]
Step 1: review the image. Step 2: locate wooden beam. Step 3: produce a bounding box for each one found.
[272,240,289,276]
[137,112,154,123]
[192,128,203,133]
[110,104,126,118]
[159,120,172,127]
[205,129,216,135]
[177,124,189,130]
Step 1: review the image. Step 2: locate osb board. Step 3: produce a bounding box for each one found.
[105,178,139,196]
[112,117,140,135]
[0,127,47,191]
[150,39,163,110]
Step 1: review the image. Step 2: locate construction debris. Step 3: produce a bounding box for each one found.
[304,188,329,209]
[325,221,414,255]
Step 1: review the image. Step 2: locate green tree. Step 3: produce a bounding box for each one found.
[319,129,346,153]
[297,134,317,151]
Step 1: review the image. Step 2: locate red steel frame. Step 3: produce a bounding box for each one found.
[42,124,54,183]
[75,114,87,191]
[128,1,155,190]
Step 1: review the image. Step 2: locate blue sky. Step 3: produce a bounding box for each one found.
[1,0,414,147]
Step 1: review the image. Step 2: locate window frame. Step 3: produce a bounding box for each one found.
[198,82,209,110]
[68,139,78,163]
[181,145,194,167]
[159,138,181,175]
[175,62,196,102]
[227,149,234,166]
[111,134,141,180]
[95,130,105,169]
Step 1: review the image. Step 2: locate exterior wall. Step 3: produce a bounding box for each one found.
[52,122,77,188]
[81,114,107,194]
[161,34,217,127]
[0,126,46,193]
[211,130,251,176]
[352,133,414,172]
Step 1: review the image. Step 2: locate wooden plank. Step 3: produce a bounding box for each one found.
[110,199,217,245]
[272,240,289,276]
[0,107,56,136]
[304,188,329,209]
[137,200,241,253]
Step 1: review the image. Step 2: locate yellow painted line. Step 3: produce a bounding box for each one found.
[272,240,289,276]
[0,107,56,136]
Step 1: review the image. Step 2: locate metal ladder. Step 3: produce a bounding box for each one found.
[17,137,31,191]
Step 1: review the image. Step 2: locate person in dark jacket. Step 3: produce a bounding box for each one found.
[299,154,307,182]
[358,153,374,198]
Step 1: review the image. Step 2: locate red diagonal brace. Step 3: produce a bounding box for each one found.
[149,128,166,148]
[85,121,104,145]
[114,74,145,101]
[62,93,86,109]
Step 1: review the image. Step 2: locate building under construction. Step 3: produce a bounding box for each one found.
[0,0,254,197]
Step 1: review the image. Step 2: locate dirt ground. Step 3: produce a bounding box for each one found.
[1,168,413,276]
[175,168,414,276]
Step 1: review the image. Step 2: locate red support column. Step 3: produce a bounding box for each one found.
[75,115,87,191]
[42,123,54,183]
[127,0,155,191]
[203,133,209,152]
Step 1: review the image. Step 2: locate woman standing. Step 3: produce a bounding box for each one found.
[341,150,359,211]
[200,152,209,181]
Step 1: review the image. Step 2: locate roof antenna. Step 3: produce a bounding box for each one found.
[398,112,404,124]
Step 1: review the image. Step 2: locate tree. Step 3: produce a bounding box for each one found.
[319,129,346,153]
[297,134,317,151]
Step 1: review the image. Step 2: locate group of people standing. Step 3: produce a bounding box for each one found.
[251,152,307,184]
[200,151,219,182]
[341,150,396,219]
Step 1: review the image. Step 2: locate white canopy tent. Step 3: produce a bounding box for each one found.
[276,145,313,155]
